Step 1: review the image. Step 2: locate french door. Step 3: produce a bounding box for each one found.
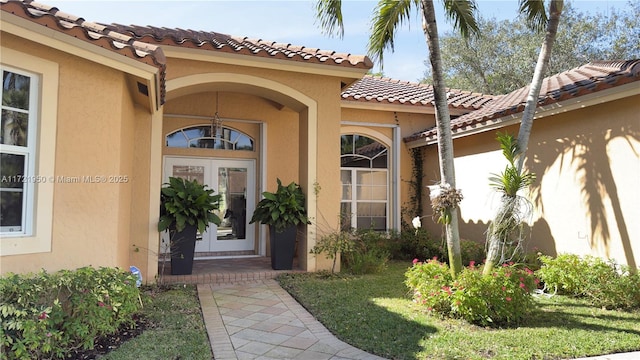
[163,156,256,254]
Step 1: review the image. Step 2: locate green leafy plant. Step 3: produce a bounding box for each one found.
[249,178,311,233]
[537,254,640,309]
[405,258,454,315]
[406,259,537,326]
[310,231,354,273]
[484,132,536,275]
[158,177,222,233]
[489,132,536,197]
[0,267,141,359]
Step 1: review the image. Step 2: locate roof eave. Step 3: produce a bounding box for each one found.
[406,81,640,149]
[162,46,370,82]
[1,10,163,112]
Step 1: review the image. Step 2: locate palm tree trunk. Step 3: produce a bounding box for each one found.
[421,0,463,277]
[483,0,563,275]
[516,0,564,173]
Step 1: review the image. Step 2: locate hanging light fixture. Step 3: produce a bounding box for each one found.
[211,92,223,138]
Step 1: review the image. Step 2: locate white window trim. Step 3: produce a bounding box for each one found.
[341,167,390,231]
[1,47,58,256]
[340,129,394,231]
[1,67,38,235]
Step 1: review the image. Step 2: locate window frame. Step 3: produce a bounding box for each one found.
[1,47,58,256]
[1,66,39,236]
[165,124,255,151]
[340,133,390,232]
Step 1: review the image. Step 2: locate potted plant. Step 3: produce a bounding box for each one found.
[250,178,311,270]
[158,177,221,275]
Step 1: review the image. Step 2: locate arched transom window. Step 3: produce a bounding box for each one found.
[340,134,388,231]
[166,125,254,151]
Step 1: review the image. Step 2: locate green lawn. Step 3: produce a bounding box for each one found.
[101,262,639,360]
[277,261,640,360]
[102,285,212,360]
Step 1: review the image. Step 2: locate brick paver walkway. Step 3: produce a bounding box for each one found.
[198,280,387,360]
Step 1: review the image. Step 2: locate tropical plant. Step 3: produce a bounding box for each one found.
[249,178,311,233]
[315,0,480,277]
[158,177,222,234]
[484,0,564,275]
[483,132,535,274]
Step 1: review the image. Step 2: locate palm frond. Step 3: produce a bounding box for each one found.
[518,0,548,32]
[490,132,536,197]
[443,0,480,38]
[315,0,345,38]
[496,131,520,166]
[367,0,416,66]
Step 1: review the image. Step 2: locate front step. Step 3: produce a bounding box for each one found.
[159,268,303,285]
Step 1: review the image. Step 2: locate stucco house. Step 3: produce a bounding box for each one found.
[406,60,639,270]
[1,0,638,282]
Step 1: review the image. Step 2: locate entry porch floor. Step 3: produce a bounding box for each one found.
[158,256,304,285]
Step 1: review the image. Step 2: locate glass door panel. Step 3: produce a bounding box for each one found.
[217,167,247,241]
[212,160,255,252]
[162,157,256,254]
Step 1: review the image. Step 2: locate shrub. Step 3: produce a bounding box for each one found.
[311,229,389,275]
[310,231,354,273]
[405,258,453,314]
[344,248,389,275]
[459,239,485,266]
[405,259,537,326]
[342,229,389,275]
[0,267,141,360]
[537,254,640,309]
[394,228,444,261]
[536,254,587,295]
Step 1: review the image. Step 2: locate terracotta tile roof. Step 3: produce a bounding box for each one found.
[341,75,495,110]
[405,60,640,143]
[104,24,373,70]
[1,0,167,104]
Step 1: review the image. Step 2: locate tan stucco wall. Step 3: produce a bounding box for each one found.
[421,95,640,268]
[0,34,154,277]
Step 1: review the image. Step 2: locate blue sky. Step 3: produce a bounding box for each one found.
[56,0,632,81]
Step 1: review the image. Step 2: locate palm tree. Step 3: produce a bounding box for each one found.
[483,0,564,275]
[316,0,479,277]
[516,0,564,172]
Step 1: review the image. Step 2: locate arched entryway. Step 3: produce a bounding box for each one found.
[153,73,319,271]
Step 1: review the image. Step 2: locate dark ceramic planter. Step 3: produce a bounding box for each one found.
[170,224,198,275]
[270,225,297,270]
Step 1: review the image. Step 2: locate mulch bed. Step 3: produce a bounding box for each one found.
[64,315,151,360]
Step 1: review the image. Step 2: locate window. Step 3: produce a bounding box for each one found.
[340,134,388,231]
[166,125,254,151]
[1,68,37,235]
[1,48,57,256]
